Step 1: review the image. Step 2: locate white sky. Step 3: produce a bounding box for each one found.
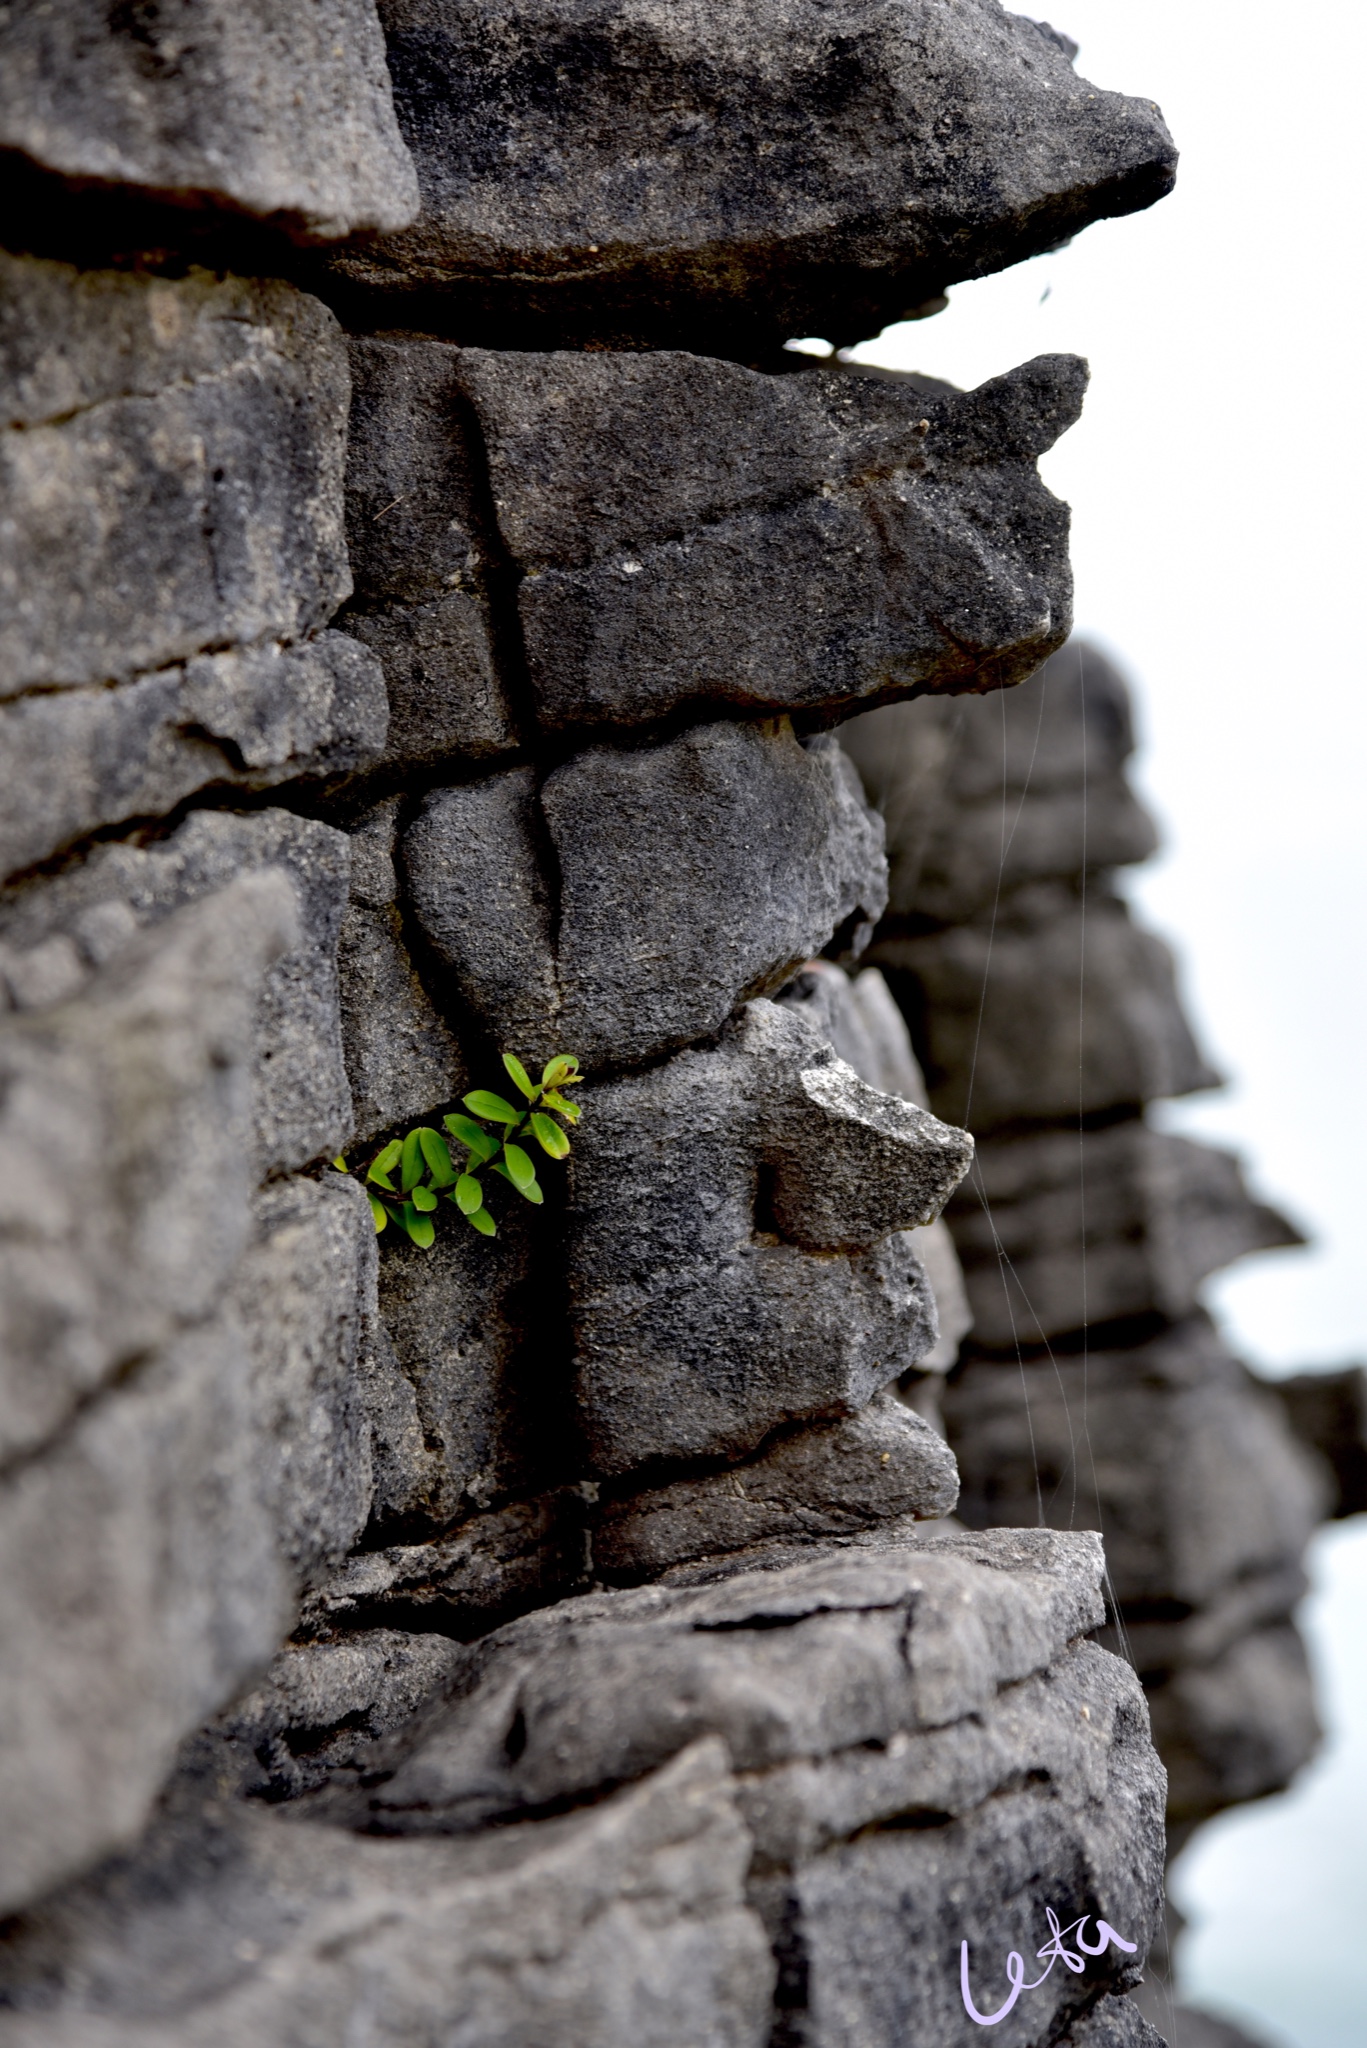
[801,5,1367,2041]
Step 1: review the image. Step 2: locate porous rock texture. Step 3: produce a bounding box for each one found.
[328,0,1176,351]
[844,639,1356,2036]
[0,1,419,242]
[0,11,1184,2045]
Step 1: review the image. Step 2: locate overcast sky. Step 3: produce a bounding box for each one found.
[812,6,1367,2042]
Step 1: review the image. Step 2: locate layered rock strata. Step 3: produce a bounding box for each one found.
[0,9,1180,2043]
[843,641,1348,2036]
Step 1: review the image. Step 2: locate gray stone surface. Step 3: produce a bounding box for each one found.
[944,1320,1329,1613]
[458,348,1084,729]
[406,721,888,1069]
[1146,1623,1321,1830]
[301,1489,591,1639]
[1266,1365,1367,1519]
[330,0,1174,350]
[1,256,351,700]
[778,960,972,1371]
[841,638,1160,924]
[872,884,1220,1130]
[1056,1998,1169,2048]
[215,1629,467,1802]
[339,337,516,772]
[336,798,467,1144]
[0,630,387,882]
[946,1122,1304,1348]
[317,1527,1111,1834]
[594,1393,959,1582]
[230,1174,378,1588]
[0,1315,289,1922]
[0,809,354,1177]
[566,1001,971,1474]
[0,1,418,240]
[0,874,295,1466]
[371,1200,544,1530]
[0,1741,774,2048]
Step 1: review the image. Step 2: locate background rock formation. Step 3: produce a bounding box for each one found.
[0,8,1187,2044]
[842,640,1359,2041]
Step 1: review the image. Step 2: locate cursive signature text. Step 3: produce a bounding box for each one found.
[960,1906,1138,2027]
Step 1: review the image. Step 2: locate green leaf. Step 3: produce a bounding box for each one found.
[530,1112,570,1159]
[502,1052,537,1100]
[541,1055,581,1088]
[444,1113,500,1161]
[467,1206,497,1237]
[368,1139,402,1187]
[541,1091,581,1121]
[400,1130,427,1192]
[411,1185,438,1212]
[401,1204,435,1249]
[454,1174,483,1215]
[368,1167,397,1193]
[464,1090,522,1125]
[366,1191,389,1233]
[331,1155,350,1173]
[502,1142,537,1191]
[516,1178,543,1205]
[418,1128,457,1185]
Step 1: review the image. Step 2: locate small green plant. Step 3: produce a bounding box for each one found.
[334,1052,582,1246]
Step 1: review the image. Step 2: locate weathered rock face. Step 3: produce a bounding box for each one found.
[0,809,356,1177]
[846,640,1343,2025]
[461,347,1086,725]
[0,881,298,1916]
[565,1000,971,1474]
[405,727,888,1069]
[0,1,419,241]
[0,254,388,881]
[0,16,1184,2048]
[329,0,1175,351]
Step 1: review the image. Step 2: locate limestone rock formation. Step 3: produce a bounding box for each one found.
[0,13,1184,2046]
[329,0,1176,351]
[845,638,1348,2030]
[0,1,419,241]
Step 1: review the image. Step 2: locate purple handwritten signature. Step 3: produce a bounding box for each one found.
[960,1907,1138,2026]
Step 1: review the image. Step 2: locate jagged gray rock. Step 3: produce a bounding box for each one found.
[405,722,887,1069]
[301,1490,591,1639]
[0,1741,774,2048]
[230,1174,379,1588]
[944,1320,1329,1611]
[1,256,351,699]
[594,1392,959,1582]
[340,337,516,773]
[0,809,355,1176]
[336,798,467,1144]
[0,630,388,883]
[0,1,418,240]
[872,884,1220,1130]
[329,0,1174,350]
[0,874,295,1465]
[313,1528,1113,1833]
[1266,1365,1367,1519]
[371,1202,545,1530]
[777,960,972,1374]
[1056,1998,1169,2048]
[1147,1622,1321,1832]
[457,348,1085,729]
[566,1001,971,1474]
[946,1122,1304,1347]
[216,1630,467,1802]
[0,879,299,1917]
[841,639,1160,923]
